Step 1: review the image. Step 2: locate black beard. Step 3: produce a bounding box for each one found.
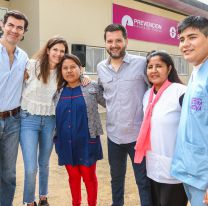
[107,47,126,59]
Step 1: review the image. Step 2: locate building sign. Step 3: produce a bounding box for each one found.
[113,4,179,46]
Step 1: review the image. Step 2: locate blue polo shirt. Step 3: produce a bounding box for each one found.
[0,43,28,111]
[171,59,208,190]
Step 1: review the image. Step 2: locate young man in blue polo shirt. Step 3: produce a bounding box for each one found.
[171,16,208,206]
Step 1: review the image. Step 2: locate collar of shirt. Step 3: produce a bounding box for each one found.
[105,52,131,66]
[0,43,20,58]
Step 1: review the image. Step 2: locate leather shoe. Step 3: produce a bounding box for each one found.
[38,198,49,206]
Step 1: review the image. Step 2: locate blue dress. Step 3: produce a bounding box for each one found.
[55,86,103,166]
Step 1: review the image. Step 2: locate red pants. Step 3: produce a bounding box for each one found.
[65,164,98,206]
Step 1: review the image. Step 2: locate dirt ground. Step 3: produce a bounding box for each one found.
[14,113,140,206]
[13,112,190,206]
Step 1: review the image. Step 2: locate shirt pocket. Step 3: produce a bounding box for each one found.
[102,77,114,98]
[102,77,113,88]
[13,61,25,84]
[88,136,102,159]
[120,74,143,94]
[183,141,207,175]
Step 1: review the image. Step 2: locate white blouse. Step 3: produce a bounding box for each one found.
[143,83,186,184]
[21,59,57,115]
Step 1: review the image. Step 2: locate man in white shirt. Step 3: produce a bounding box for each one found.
[0,10,28,206]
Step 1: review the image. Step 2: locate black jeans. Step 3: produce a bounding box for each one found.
[108,138,152,206]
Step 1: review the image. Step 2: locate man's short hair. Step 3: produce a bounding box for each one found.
[178,15,208,37]
[3,10,29,32]
[104,24,127,41]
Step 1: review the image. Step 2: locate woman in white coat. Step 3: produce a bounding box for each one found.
[135,51,188,206]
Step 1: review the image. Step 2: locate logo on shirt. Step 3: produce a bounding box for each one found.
[191,98,202,111]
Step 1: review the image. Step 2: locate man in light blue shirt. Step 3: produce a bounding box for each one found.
[97,24,152,206]
[0,10,28,206]
[171,16,208,206]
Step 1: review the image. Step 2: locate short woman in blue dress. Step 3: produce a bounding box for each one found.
[54,54,105,206]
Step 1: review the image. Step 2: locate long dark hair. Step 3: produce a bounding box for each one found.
[33,36,69,84]
[57,54,82,91]
[146,51,183,84]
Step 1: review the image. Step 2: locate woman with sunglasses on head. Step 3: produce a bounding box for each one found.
[135,51,188,206]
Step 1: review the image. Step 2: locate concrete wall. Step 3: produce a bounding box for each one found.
[38,0,112,48]
[10,0,40,57]
[0,0,9,8]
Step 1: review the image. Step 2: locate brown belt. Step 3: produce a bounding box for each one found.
[0,107,21,119]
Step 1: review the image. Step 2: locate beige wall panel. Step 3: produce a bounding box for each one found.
[10,0,40,57]
[39,0,113,48]
[0,0,9,8]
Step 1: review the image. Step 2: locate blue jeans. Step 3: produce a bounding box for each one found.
[108,138,152,206]
[0,113,20,206]
[20,111,55,204]
[184,183,205,206]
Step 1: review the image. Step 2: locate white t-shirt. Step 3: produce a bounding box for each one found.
[21,59,57,115]
[191,64,201,82]
[143,83,186,184]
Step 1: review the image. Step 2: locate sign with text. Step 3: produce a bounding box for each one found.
[113,4,179,46]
